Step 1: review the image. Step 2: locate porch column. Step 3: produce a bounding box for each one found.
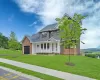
[58,42,60,54]
[46,43,47,53]
[50,42,52,53]
[40,43,41,53]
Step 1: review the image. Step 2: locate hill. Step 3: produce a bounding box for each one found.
[81,48,100,53]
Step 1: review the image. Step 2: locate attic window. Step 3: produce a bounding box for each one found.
[42,32,47,38]
[50,31,53,37]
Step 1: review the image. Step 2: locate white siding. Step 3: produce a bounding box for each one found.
[57,42,60,53]
[32,43,36,54]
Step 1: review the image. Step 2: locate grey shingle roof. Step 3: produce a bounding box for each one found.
[39,23,58,32]
[30,33,40,42]
[52,33,60,40]
[30,32,60,42]
[25,23,60,43]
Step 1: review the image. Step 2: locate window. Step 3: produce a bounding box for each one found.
[42,32,47,38]
[47,43,49,49]
[44,43,46,49]
[50,31,54,37]
[41,44,43,49]
[37,45,39,47]
[50,31,58,37]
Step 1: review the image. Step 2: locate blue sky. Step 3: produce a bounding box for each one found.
[0,0,100,49]
[0,0,42,41]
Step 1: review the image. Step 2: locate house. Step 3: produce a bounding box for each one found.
[22,23,80,55]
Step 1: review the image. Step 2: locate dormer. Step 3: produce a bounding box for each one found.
[39,23,59,39]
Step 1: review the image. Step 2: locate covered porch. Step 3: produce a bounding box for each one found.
[32,41,60,54]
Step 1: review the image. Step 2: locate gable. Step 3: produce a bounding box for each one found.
[22,37,31,45]
[48,37,57,41]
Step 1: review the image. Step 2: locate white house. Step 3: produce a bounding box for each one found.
[22,23,80,55]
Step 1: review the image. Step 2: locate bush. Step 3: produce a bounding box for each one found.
[85,54,97,58]
[36,53,60,55]
[8,41,22,50]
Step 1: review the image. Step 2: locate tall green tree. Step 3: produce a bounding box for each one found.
[0,33,8,49]
[8,31,21,50]
[9,31,17,41]
[56,13,87,64]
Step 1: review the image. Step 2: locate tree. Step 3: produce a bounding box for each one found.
[0,33,8,49]
[56,13,87,65]
[9,31,17,41]
[8,31,21,50]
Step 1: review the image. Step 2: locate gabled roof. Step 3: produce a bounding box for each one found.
[39,23,58,32]
[21,35,31,43]
[31,33,60,42]
[22,23,61,43]
[22,32,60,43]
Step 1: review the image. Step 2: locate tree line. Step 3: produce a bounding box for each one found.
[0,31,22,50]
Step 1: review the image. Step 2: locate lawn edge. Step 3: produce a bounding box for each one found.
[0,62,62,80]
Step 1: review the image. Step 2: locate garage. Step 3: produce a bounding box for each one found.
[24,46,30,54]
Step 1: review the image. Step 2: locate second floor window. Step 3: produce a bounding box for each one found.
[42,32,47,38]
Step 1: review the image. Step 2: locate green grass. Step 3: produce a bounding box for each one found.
[0,49,21,55]
[0,49,100,79]
[0,62,61,80]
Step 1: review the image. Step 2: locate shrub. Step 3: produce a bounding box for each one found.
[85,54,97,58]
[36,53,60,55]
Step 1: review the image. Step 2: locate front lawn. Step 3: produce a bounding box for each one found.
[0,50,100,79]
[0,49,21,55]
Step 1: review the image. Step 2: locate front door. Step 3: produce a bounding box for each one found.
[24,46,30,54]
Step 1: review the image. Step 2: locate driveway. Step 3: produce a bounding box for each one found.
[0,68,31,80]
[0,66,41,80]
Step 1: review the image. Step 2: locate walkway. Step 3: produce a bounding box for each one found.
[0,58,95,80]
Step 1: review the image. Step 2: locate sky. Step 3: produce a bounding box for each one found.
[0,0,100,49]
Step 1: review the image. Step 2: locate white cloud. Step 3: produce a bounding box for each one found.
[15,0,43,13]
[81,27,100,49]
[14,0,100,49]
[28,21,37,27]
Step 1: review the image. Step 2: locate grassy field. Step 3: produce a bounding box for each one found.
[0,50,100,79]
[0,49,21,55]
